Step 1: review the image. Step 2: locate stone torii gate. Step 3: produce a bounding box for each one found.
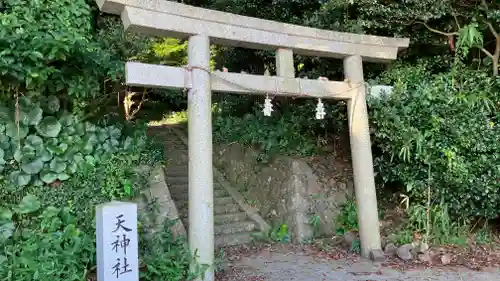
[96,0,409,279]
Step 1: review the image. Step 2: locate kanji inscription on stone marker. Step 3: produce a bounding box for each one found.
[96,202,139,281]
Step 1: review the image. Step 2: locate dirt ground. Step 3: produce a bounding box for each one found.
[216,244,500,281]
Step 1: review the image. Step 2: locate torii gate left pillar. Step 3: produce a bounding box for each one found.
[186,35,215,281]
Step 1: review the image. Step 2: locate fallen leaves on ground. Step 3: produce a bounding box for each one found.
[216,241,499,280]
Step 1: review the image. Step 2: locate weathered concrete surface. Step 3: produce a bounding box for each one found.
[344,54,382,258]
[223,252,500,281]
[96,0,409,62]
[125,62,354,100]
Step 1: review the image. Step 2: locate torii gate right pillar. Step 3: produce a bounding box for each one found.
[344,55,382,259]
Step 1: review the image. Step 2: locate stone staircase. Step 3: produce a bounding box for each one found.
[154,125,262,247]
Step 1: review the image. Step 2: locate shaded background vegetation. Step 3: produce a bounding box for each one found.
[1,0,500,280]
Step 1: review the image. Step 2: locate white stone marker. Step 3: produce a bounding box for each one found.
[96,201,139,281]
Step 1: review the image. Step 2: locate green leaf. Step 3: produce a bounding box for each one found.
[14,146,35,162]
[0,255,6,265]
[80,133,97,154]
[5,122,29,139]
[43,95,60,114]
[0,148,5,165]
[36,116,62,138]
[0,106,11,123]
[123,136,133,150]
[47,141,68,155]
[66,162,78,174]
[15,194,41,214]
[3,143,16,160]
[85,122,97,132]
[103,138,120,152]
[123,181,132,196]
[39,149,53,162]
[25,135,44,152]
[0,208,12,222]
[9,171,32,187]
[59,114,75,127]
[50,158,67,173]
[40,170,58,184]
[107,126,121,139]
[73,153,84,165]
[97,128,109,142]
[0,134,10,150]
[18,96,33,109]
[64,125,76,135]
[84,155,96,166]
[20,152,44,175]
[75,122,86,136]
[33,178,44,187]
[0,124,5,134]
[61,145,79,161]
[58,173,70,181]
[20,106,43,126]
[0,222,14,242]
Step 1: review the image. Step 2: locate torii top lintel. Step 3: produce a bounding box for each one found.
[96,0,409,63]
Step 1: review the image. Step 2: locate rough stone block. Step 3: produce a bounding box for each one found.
[369,249,385,262]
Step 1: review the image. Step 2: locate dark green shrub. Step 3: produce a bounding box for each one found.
[0,95,152,188]
[369,61,500,219]
[212,96,346,159]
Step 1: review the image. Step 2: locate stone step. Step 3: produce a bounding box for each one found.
[168,183,226,192]
[215,203,240,214]
[165,177,229,189]
[163,142,186,149]
[215,221,255,235]
[214,196,236,205]
[179,203,240,216]
[165,176,189,185]
[214,212,248,225]
[215,231,257,247]
[174,195,235,210]
[165,165,188,175]
[164,156,189,166]
[179,212,249,226]
[170,188,229,201]
[168,183,226,193]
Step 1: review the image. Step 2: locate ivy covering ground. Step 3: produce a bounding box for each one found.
[0,114,198,280]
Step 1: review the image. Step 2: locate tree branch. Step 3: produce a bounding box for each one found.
[452,13,461,29]
[128,90,148,120]
[480,47,494,58]
[485,21,499,38]
[416,21,459,36]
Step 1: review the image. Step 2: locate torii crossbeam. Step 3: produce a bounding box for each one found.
[96,0,409,279]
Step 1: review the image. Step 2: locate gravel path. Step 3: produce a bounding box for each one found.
[218,246,500,281]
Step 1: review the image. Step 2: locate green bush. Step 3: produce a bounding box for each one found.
[369,61,500,219]
[0,95,148,188]
[0,195,94,280]
[212,96,346,159]
[0,0,119,98]
[140,221,206,281]
[0,111,196,280]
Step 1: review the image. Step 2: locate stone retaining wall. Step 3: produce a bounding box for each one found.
[135,165,186,241]
[214,143,354,242]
